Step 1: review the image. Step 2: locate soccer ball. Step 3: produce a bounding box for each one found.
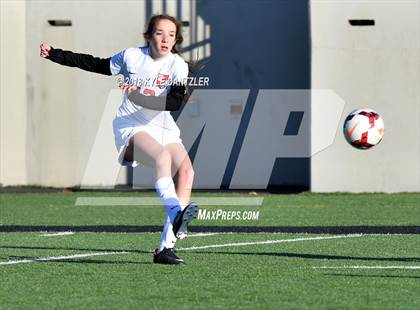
[343,108,384,149]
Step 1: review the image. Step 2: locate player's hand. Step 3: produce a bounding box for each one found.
[119,83,140,94]
[40,42,51,58]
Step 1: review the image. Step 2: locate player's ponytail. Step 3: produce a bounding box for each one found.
[184,54,209,103]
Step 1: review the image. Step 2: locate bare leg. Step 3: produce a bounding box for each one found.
[125,131,172,179]
[165,143,195,206]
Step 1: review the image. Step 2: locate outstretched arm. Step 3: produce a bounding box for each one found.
[40,43,187,111]
[40,42,112,75]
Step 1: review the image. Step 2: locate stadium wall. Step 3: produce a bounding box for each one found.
[0,0,418,192]
[0,0,27,185]
[310,0,419,192]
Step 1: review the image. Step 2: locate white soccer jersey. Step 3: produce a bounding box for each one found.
[111,46,188,125]
[110,47,189,165]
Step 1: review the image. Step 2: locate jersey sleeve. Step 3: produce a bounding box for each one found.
[110,50,126,75]
[47,48,112,75]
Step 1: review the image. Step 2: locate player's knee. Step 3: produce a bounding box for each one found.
[155,149,172,167]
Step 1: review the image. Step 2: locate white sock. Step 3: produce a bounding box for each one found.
[158,213,177,252]
[155,177,181,252]
[155,177,181,223]
[180,202,188,211]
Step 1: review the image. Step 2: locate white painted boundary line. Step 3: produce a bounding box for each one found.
[178,234,363,251]
[40,232,75,237]
[188,232,227,237]
[0,234,362,266]
[0,251,129,266]
[75,197,264,206]
[313,266,420,270]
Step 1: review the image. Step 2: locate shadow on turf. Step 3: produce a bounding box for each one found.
[2,255,152,265]
[50,259,153,265]
[186,251,420,263]
[1,246,155,265]
[0,245,150,254]
[324,273,420,279]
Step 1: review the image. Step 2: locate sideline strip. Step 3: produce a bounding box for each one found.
[313,265,420,270]
[2,225,418,234]
[177,234,363,251]
[0,235,361,266]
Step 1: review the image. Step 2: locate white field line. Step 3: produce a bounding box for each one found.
[177,234,363,251]
[0,234,362,266]
[40,232,75,237]
[187,232,227,237]
[0,251,129,266]
[313,265,420,270]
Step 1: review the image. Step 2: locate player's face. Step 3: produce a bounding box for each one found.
[149,19,177,58]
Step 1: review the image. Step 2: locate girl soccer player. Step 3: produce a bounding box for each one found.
[40,14,198,265]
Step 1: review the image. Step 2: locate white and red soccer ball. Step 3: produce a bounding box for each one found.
[343,108,385,149]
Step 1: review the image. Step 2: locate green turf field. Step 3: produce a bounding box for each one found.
[1,191,419,309]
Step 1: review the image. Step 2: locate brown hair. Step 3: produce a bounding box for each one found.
[143,14,184,53]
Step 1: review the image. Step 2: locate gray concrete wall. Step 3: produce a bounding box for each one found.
[24,0,149,187]
[0,0,27,186]
[310,0,420,192]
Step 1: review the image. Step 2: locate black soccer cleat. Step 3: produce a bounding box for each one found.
[172,202,198,239]
[153,248,185,265]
